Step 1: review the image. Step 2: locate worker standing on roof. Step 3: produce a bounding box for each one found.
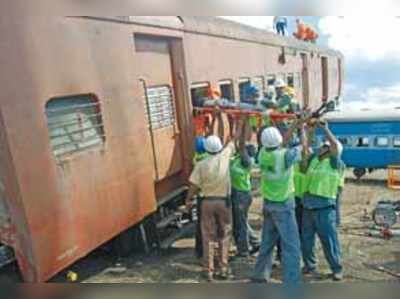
[293,18,307,41]
[185,107,241,282]
[274,16,288,36]
[230,116,260,258]
[252,118,306,283]
[301,120,344,281]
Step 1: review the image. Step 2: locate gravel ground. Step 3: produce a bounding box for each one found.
[1,170,399,283]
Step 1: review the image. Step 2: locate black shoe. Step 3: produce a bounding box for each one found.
[249,245,260,255]
[236,252,250,258]
[250,277,268,284]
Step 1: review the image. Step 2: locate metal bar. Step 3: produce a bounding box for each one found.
[46,102,100,113]
[47,113,102,127]
[140,78,160,181]
[49,124,104,140]
[52,134,106,150]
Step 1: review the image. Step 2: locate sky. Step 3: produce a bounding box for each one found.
[221,16,400,110]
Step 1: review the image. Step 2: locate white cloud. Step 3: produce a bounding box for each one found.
[343,83,400,110]
[220,16,274,31]
[319,16,400,62]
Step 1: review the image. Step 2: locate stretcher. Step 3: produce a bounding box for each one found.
[193,107,296,135]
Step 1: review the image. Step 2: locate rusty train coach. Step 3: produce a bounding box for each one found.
[0,16,344,281]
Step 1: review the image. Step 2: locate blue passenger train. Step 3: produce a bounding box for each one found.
[316,109,400,179]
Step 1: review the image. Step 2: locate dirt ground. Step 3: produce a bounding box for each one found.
[1,170,400,283]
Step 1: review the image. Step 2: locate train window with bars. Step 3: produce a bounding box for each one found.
[239,78,251,102]
[393,137,400,147]
[267,74,276,86]
[338,137,351,147]
[190,82,210,107]
[146,85,176,130]
[356,137,370,147]
[45,94,105,159]
[219,80,234,102]
[253,77,265,99]
[287,73,295,87]
[375,136,389,147]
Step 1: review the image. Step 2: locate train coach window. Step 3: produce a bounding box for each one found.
[393,137,400,147]
[287,73,295,87]
[146,85,176,129]
[338,137,351,147]
[45,94,105,158]
[191,82,210,107]
[219,80,234,102]
[239,78,251,102]
[356,137,370,147]
[267,75,276,86]
[253,77,265,99]
[375,136,389,147]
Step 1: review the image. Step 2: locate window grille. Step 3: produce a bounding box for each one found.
[146,85,175,130]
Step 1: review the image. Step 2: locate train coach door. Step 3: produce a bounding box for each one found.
[134,35,183,182]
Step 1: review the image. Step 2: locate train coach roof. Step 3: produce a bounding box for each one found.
[96,16,342,58]
[324,109,400,122]
[180,17,343,57]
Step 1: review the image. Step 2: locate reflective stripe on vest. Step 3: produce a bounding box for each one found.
[307,157,341,200]
[259,148,294,202]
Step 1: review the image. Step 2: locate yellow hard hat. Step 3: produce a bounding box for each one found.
[284,86,295,97]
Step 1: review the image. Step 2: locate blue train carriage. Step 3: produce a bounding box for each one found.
[315,109,400,179]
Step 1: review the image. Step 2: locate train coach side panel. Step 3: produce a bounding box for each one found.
[0,16,159,281]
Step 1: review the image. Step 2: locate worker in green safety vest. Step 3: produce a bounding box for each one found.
[230,116,260,258]
[252,117,307,283]
[301,120,345,281]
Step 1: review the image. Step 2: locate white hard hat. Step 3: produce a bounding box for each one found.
[204,135,223,153]
[275,78,287,88]
[261,127,283,149]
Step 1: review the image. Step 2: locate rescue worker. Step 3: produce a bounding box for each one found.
[193,136,209,259]
[274,16,288,36]
[252,118,306,283]
[293,18,307,41]
[301,120,344,281]
[230,117,260,258]
[185,107,241,282]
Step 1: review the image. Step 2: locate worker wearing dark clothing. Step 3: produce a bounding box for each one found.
[231,143,260,257]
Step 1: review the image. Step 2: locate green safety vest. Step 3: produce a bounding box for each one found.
[193,152,209,165]
[259,148,294,202]
[294,163,307,199]
[307,157,341,200]
[230,156,252,192]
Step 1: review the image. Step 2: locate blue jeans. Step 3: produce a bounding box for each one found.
[253,200,301,283]
[231,189,259,254]
[302,207,343,274]
[276,22,286,36]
